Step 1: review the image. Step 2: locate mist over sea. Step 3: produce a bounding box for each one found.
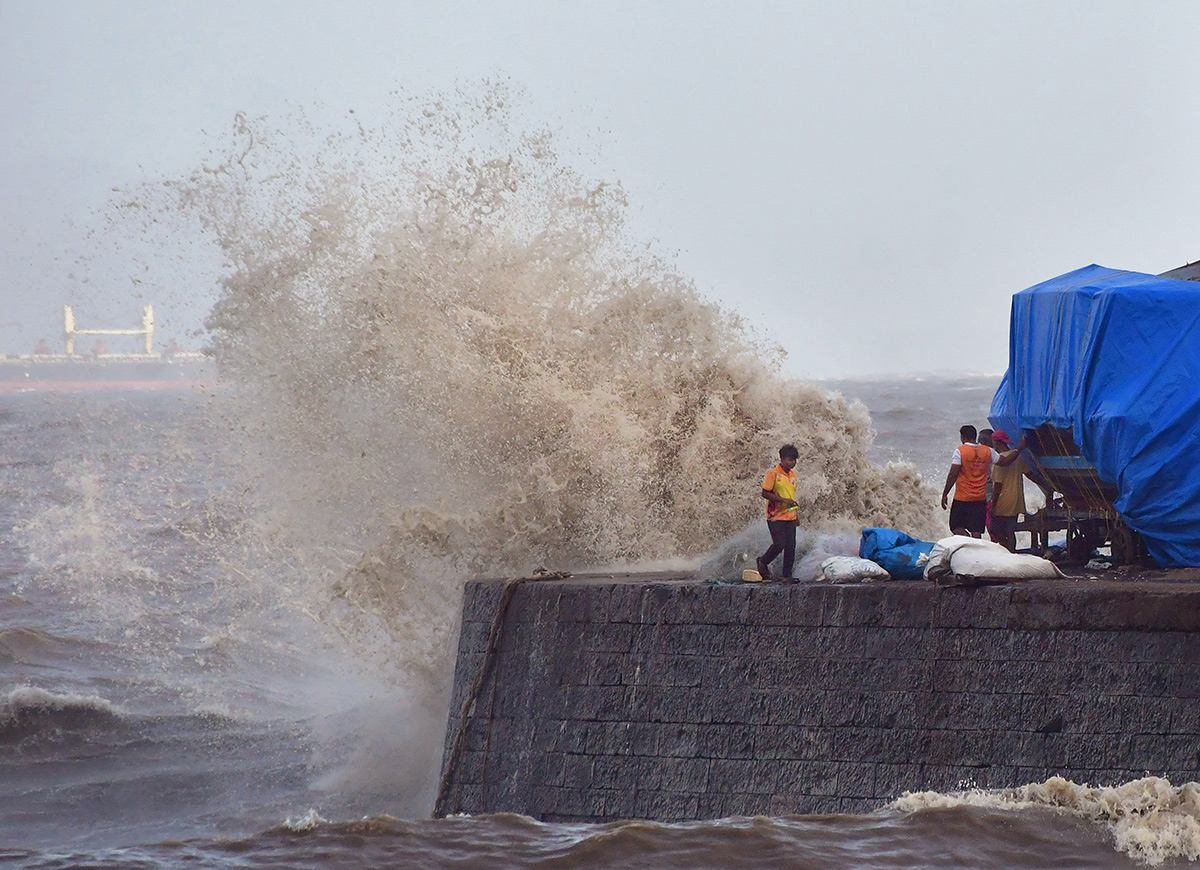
[2,89,1195,868]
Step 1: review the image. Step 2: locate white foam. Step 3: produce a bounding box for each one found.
[892,775,1200,866]
[0,685,119,721]
[281,808,329,832]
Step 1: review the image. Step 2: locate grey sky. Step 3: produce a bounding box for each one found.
[2,1,1197,377]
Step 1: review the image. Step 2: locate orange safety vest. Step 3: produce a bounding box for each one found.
[955,443,991,502]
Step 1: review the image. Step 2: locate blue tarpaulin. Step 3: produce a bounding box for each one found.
[859,528,934,580]
[989,264,1200,567]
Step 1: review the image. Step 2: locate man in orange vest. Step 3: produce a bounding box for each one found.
[940,425,1022,537]
[757,444,800,580]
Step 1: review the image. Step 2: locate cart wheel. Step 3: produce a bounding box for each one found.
[1066,526,1089,562]
[1066,520,1104,563]
[1111,524,1134,567]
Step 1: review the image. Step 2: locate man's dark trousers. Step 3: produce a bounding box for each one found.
[762,519,798,578]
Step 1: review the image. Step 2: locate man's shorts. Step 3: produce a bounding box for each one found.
[949,499,987,536]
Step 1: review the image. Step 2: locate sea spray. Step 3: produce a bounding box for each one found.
[93,82,940,802]
[184,87,936,545]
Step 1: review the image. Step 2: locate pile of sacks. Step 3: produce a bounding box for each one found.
[919,534,1065,582]
[818,527,1062,583]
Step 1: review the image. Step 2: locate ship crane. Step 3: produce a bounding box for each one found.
[63,305,153,355]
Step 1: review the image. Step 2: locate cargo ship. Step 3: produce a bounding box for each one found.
[0,305,215,392]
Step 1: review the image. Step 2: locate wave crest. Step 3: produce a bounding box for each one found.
[0,686,121,742]
[893,775,1200,866]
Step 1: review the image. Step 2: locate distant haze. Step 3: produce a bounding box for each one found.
[2,1,1197,377]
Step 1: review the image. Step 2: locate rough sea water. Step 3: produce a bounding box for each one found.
[2,87,1197,867]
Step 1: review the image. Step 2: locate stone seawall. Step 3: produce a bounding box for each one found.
[436,574,1200,821]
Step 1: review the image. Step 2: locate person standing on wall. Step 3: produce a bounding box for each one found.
[940,425,1021,537]
[989,429,1028,552]
[757,444,799,581]
[978,428,996,538]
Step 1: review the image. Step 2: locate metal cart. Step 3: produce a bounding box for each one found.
[1016,425,1145,565]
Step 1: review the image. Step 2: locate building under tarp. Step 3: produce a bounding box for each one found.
[1160,258,1200,282]
[990,263,1200,567]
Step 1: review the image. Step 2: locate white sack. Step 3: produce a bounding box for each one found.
[795,533,861,581]
[820,556,891,583]
[1023,478,1047,515]
[923,535,1064,582]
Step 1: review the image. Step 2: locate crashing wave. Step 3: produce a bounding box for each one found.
[70,84,943,801]
[159,82,936,629]
[892,775,1200,866]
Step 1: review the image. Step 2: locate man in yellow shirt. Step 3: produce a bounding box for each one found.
[757,444,799,581]
[989,429,1028,552]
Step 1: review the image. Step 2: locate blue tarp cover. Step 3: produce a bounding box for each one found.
[989,264,1200,567]
[860,528,934,580]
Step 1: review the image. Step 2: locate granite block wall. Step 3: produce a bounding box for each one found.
[436,574,1200,821]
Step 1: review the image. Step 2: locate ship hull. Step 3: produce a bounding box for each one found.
[0,355,215,392]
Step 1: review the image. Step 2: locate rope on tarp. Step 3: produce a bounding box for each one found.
[434,568,570,817]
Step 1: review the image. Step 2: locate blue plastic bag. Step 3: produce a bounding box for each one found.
[859,528,935,581]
